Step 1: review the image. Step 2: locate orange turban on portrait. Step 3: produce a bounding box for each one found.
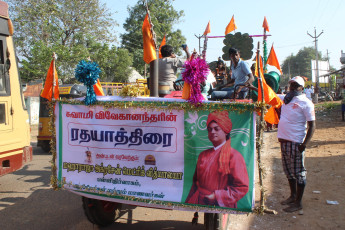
[206,111,232,133]
[206,111,233,174]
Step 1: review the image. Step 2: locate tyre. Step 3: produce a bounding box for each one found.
[41,140,51,153]
[82,197,122,227]
[204,213,230,230]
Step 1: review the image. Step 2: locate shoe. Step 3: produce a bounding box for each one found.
[283,203,303,212]
[281,196,296,205]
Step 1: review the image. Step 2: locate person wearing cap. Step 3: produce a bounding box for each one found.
[159,45,191,91]
[277,76,316,213]
[185,111,249,208]
[211,47,255,100]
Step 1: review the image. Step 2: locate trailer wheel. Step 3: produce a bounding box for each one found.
[41,140,51,153]
[82,197,122,227]
[204,213,230,230]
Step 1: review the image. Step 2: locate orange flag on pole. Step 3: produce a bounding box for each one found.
[267,44,283,74]
[203,21,211,35]
[93,79,104,96]
[142,13,157,64]
[225,15,237,35]
[159,34,166,58]
[41,58,59,101]
[256,54,283,124]
[262,16,269,32]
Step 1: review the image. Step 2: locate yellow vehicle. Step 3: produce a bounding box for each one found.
[101,79,150,96]
[0,2,32,176]
[37,84,86,152]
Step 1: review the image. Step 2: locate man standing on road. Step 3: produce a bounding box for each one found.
[305,85,314,101]
[277,76,316,213]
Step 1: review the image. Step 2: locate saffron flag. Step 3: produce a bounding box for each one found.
[267,44,283,74]
[203,21,211,35]
[256,54,283,124]
[41,59,59,101]
[225,15,237,35]
[93,79,105,96]
[159,35,166,58]
[262,16,269,32]
[142,14,157,64]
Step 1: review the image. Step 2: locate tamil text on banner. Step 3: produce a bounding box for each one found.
[54,99,255,213]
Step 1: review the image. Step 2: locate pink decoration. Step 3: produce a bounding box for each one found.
[182,57,209,105]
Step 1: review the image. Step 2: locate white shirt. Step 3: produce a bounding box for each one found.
[277,94,315,143]
[202,71,216,100]
[305,88,314,100]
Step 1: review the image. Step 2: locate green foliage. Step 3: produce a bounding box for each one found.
[121,0,186,75]
[315,101,340,112]
[222,32,254,61]
[8,0,133,83]
[281,46,327,79]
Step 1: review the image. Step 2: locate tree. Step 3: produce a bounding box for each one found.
[281,47,326,80]
[8,0,133,82]
[121,0,186,75]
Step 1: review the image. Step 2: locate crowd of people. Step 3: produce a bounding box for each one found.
[157,44,316,214]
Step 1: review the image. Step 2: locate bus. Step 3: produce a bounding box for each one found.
[0,2,32,176]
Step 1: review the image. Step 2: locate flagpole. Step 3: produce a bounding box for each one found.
[52,52,56,100]
[145,1,158,97]
[256,42,277,215]
[263,28,268,73]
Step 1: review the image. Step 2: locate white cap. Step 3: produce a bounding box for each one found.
[289,76,305,87]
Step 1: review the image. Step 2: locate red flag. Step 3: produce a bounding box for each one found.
[41,59,59,101]
[159,35,166,58]
[256,54,283,124]
[93,79,104,96]
[203,21,211,35]
[142,14,157,64]
[267,44,283,74]
[262,16,269,32]
[225,15,237,35]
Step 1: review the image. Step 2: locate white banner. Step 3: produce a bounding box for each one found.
[57,104,185,202]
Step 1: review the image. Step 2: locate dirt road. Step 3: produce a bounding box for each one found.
[228,103,345,229]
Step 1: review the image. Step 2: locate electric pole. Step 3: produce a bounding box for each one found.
[307,27,323,103]
[194,34,203,54]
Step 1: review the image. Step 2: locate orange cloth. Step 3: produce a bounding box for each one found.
[142,14,157,64]
[262,16,269,32]
[41,59,59,101]
[225,15,237,35]
[255,54,283,124]
[203,21,211,35]
[93,79,104,96]
[158,35,166,59]
[267,44,283,74]
[181,82,191,99]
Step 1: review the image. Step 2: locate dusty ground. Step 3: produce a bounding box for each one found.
[228,102,345,229]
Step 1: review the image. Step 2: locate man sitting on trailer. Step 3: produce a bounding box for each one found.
[158,45,191,91]
[211,47,254,100]
[185,111,249,208]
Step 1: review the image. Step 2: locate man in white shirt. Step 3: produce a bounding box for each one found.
[277,76,316,213]
[304,85,314,101]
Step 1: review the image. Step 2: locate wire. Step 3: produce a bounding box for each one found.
[276,41,313,49]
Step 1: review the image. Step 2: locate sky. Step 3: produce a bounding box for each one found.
[102,0,345,72]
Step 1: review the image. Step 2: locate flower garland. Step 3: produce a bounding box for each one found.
[75,60,101,105]
[182,57,209,105]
